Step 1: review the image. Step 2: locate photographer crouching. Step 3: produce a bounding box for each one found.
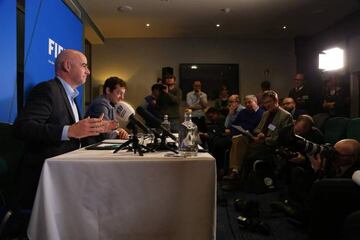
[275,115,324,204]
[277,121,360,240]
[308,139,360,240]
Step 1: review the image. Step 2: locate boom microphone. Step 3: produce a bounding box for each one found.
[115,102,152,134]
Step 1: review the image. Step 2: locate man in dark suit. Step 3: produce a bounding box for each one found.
[281,97,306,120]
[13,49,114,208]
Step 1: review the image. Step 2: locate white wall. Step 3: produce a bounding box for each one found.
[92,38,296,107]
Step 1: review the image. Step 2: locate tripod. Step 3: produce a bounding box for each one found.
[149,131,178,154]
[113,124,152,156]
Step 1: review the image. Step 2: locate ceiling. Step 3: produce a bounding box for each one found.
[77,0,359,39]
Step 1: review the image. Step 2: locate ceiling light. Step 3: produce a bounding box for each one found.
[221,8,231,13]
[146,23,150,27]
[117,5,133,12]
[216,24,221,28]
[282,25,287,30]
[191,65,198,69]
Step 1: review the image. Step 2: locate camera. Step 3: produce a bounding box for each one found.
[278,125,337,172]
[275,147,299,160]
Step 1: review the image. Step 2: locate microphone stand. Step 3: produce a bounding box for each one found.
[149,130,178,154]
[113,123,152,156]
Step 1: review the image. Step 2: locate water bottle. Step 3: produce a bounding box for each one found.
[178,109,199,156]
[161,114,171,132]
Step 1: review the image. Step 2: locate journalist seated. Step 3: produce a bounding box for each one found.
[85,76,129,143]
[222,90,293,189]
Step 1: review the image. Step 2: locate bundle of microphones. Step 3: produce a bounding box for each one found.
[114,101,178,154]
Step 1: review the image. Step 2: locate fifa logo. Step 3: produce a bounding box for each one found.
[48,38,64,58]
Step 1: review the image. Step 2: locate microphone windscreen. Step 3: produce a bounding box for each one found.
[115,101,135,122]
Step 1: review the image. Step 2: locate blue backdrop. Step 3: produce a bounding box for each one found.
[24,0,84,113]
[0,0,17,123]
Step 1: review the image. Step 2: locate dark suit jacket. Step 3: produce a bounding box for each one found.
[13,78,82,207]
[14,78,81,168]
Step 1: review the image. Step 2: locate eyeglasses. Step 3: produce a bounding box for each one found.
[263,99,274,104]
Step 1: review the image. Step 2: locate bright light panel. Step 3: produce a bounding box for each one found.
[318,47,344,71]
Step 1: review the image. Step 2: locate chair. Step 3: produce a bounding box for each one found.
[0,122,24,198]
[0,122,25,238]
[312,113,331,132]
[323,117,349,144]
[346,118,360,142]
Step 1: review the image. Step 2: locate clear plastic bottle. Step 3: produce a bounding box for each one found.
[161,114,171,132]
[178,109,199,156]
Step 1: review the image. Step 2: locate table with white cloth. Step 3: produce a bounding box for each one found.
[27,143,216,240]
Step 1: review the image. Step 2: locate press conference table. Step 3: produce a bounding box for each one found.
[27,142,216,240]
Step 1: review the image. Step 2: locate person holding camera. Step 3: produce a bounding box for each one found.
[143,83,165,120]
[157,75,182,132]
[307,139,360,240]
[309,139,360,179]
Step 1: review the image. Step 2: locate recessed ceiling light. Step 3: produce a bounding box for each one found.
[216,24,221,28]
[282,25,287,30]
[191,65,198,69]
[146,23,150,27]
[117,5,133,12]
[221,8,231,13]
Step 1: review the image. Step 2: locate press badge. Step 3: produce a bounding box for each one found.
[268,124,276,131]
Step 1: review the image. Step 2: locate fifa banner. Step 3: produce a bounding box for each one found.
[0,0,17,123]
[24,0,84,112]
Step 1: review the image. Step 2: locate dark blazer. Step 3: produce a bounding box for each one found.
[14,78,81,167]
[13,78,82,207]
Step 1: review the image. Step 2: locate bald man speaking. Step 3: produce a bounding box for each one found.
[13,49,116,208]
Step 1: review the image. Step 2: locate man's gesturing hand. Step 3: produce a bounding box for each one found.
[68,117,106,139]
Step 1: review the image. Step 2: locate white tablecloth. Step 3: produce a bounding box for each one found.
[27,147,216,240]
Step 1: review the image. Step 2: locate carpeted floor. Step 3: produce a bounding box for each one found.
[216,181,308,240]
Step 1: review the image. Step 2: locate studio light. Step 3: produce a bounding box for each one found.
[319,47,344,71]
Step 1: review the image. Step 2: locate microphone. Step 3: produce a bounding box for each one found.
[136,106,177,142]
[115,101,152,134]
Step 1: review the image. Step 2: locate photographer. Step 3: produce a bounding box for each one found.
[308,139,360,240]
[309,139,360,179]
[143,83,165,120]
[277,115,323,201]
[277,128,360,237]
[158,75,182,132]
